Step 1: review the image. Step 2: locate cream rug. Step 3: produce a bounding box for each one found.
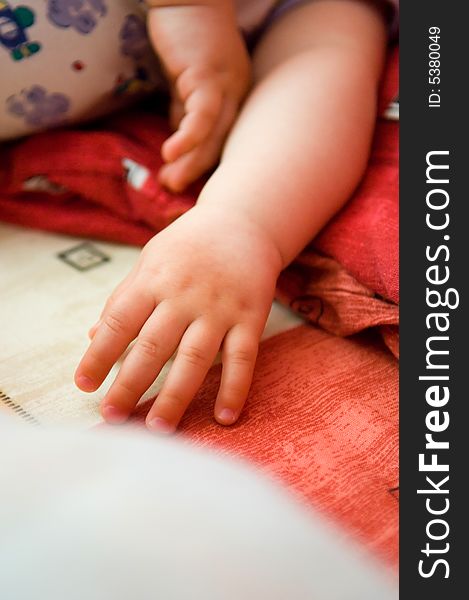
[0,222,301,428]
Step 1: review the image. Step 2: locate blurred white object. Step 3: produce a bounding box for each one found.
[0,415,397,600]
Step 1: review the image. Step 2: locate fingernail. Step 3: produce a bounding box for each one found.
[147,417,175,435]
[217,408,237,425]
[75,374,96,392]
[102,405,128,425]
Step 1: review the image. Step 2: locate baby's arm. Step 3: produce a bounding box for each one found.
[146,0,251,191]
[75,0,388,432]
[199,0,388,266]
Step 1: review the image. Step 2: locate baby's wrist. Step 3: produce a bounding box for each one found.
[192,200,284,274]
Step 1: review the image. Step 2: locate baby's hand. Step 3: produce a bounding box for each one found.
[146,1,251,192]
[74,205,281,433]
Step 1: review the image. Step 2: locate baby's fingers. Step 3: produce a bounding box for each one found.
[88,265,139,340]
[162,82,222,163]
[214,325,259,426]
[100,303,189,424]
[75,287,155,392]
[146,319,224,433]
[159,123,228,192]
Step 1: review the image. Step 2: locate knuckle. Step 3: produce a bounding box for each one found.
[186,90,220,113]
[222,383,248,401]
[179,344,209,368]
[160,390,187,410]
[108,290,120,304]
[179,66,211,89]
[115,379,136,397]
[176,274,194,292]
[226,347,257,366]
[86,346,103,364]
[102,295,116,314]
[106,280,130,306]
[104,311,127,336]
[136,337,160,360]
[195,104,219,123]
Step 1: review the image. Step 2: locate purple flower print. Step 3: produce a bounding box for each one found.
[120,14,150,60]
[47,0,107,35]
[7,85,70,128]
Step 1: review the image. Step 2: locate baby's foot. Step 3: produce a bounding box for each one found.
[146,1,251,191]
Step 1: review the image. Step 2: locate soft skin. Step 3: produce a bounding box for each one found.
[146,0,251,192]
[75,0,387,433]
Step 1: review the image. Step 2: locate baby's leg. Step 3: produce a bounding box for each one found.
[0,0,162,141]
